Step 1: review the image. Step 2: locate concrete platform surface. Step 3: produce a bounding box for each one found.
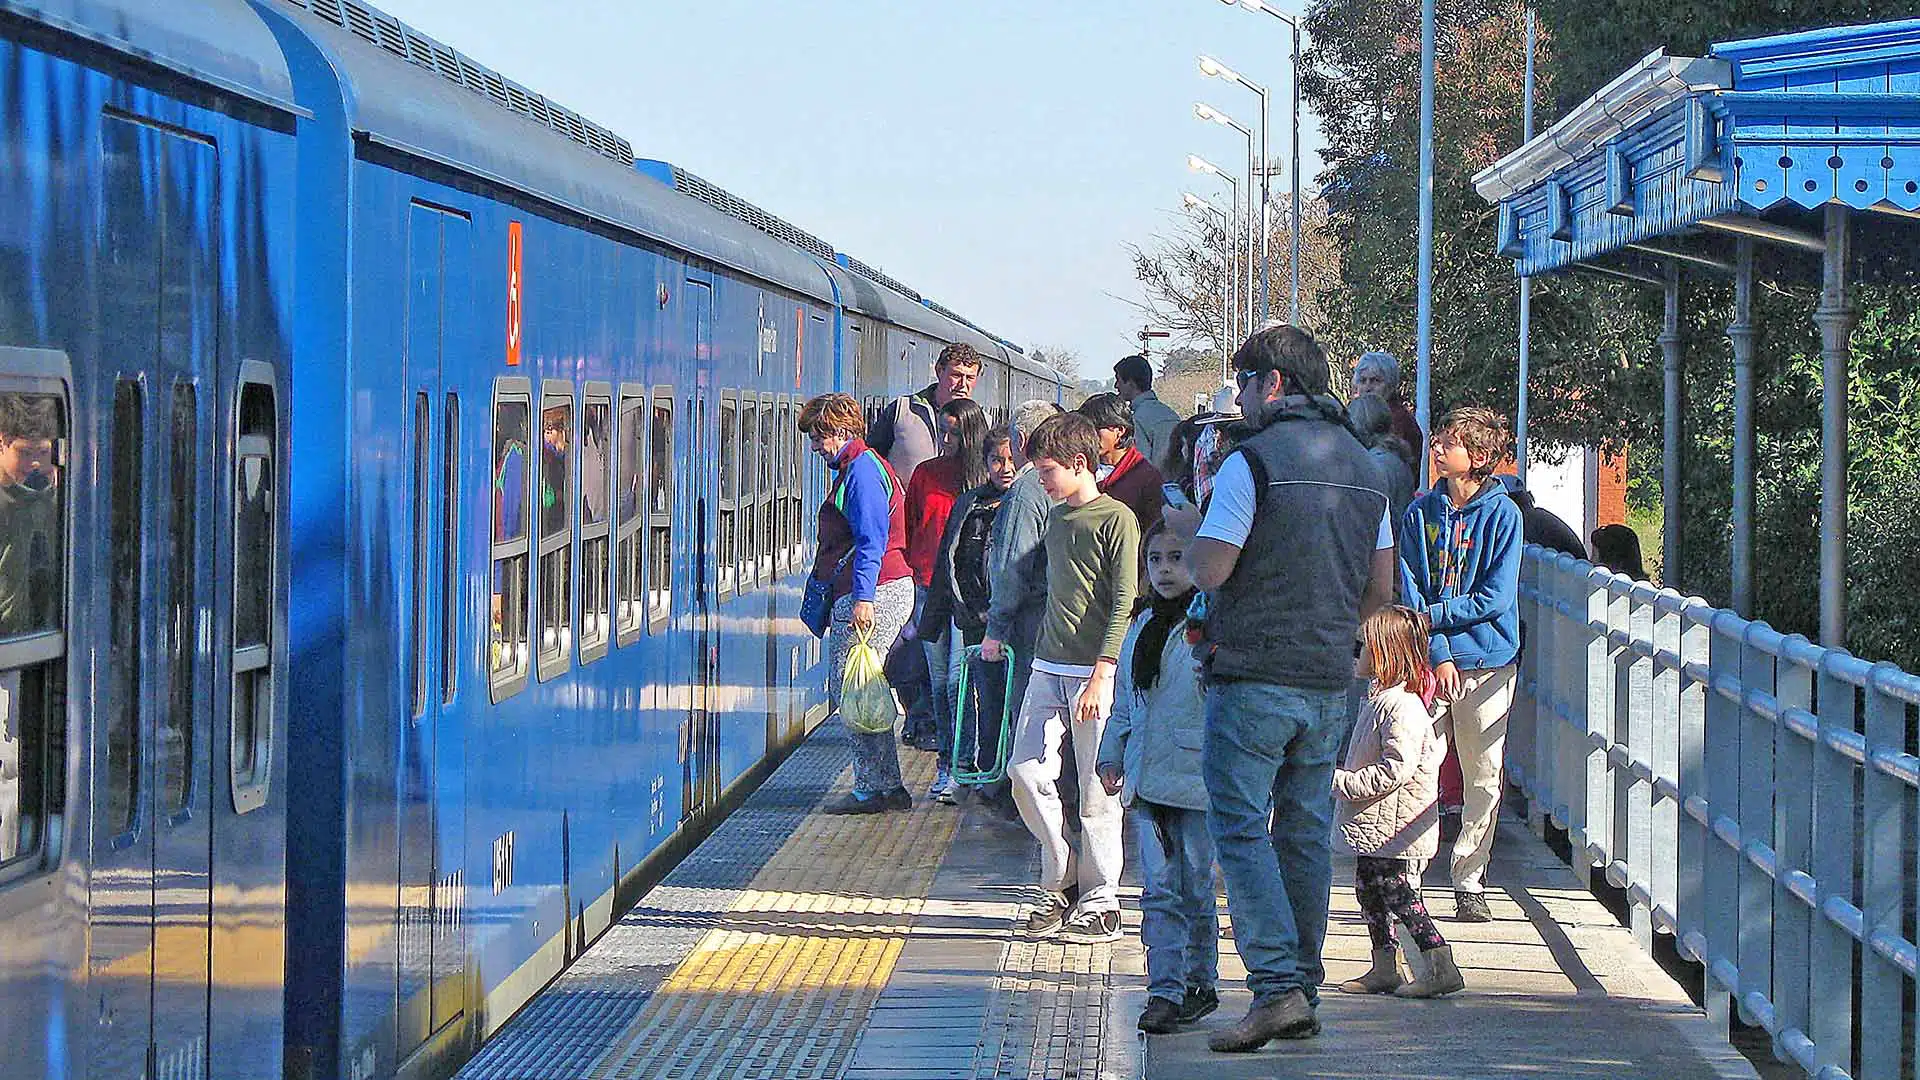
[457,719,1760,1080]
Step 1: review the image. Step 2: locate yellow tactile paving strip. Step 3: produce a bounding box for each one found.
[587,749,958,1080]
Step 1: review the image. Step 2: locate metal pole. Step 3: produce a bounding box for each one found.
[1727,236,1755,617]
[1516,8,1535,484]
[1660,262,1684,592]
[1290,21,1302,325]
[1258,87,1272,325]
[1415,0,1435,448]
[1814,203,1853,647]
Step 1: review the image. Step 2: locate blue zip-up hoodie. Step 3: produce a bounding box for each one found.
[1397,479,1523,670]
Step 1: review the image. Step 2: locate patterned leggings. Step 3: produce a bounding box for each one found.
[1355,856,1446,952]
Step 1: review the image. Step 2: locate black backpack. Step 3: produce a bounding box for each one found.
[950,492,1005,633]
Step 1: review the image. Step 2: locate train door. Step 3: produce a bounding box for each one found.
[395,203,470,1059]
[89,112,218,1080]
[681,279,719,820]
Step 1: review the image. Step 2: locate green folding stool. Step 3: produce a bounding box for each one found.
[950,644,1016,786]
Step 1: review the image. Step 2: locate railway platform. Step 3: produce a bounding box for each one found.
[456,720,1761,1080]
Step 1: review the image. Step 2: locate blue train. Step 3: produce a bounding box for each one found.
[0,2,1064,1078]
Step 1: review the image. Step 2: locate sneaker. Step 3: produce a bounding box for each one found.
[1059,908,1123,944]
[935,778,958,805]
[928,765,952,802]
[1025,891,1072,936]
[1137,997,1181,1035]
[1177,984,1219,1024]
[826,791,888,815]
[881,787,913,812]
[1454,890,1493,923]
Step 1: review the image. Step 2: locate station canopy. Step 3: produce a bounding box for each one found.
[1475,19,1920,278]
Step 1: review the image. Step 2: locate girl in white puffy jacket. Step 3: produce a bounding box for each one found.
[1333,606,1464,999]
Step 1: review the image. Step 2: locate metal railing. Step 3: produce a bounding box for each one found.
[1513,546,1920,1080]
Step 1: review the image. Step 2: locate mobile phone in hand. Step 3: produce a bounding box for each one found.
[1161,482,1192,510]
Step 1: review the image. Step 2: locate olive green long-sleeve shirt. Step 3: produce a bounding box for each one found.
[1031,495,1139,671]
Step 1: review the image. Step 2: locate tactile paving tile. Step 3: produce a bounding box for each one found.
[583,742,955,1080]
[457,721,861,1080]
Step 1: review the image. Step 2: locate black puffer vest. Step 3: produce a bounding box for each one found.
[1204,397,1389,690]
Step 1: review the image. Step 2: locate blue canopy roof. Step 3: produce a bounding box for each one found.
[1475,20,1920,276]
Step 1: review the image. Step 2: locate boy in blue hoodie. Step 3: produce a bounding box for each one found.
[1397,406,1521,924]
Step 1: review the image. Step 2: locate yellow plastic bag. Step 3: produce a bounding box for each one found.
[842,629,898,736]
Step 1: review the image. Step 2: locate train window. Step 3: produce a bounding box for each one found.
[0,360,69,872]
[441,394,459,705]
[410,392,431,718]
[162,383,198,816]
[535,388,573,681]
[488,385,532,701]
[740,399,757,594]
[647,391,672,633]
[759,398,775,582]
[717,394,736,602]
[614,390,645,646]
[105,380,143,840]
[773,398,789,576]
[579,392,611,664]
[230,373,277,814]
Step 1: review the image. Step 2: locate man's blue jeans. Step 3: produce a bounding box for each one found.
[1203,680,1346,1008]
[1135,800,1219,1004]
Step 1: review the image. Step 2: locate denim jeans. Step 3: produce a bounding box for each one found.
[925,629,960,767]
[1135,800,1219,1003]
[1204,679,1347,1007]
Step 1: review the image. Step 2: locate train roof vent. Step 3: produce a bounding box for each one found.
[283,0,634,165]
[653,164,837,260]
[836,254,922,302]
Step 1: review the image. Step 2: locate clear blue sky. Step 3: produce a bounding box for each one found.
[372,0,1323,370]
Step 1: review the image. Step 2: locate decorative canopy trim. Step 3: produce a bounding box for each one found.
[1480,19,1920,276]
[1472,50,1729,203]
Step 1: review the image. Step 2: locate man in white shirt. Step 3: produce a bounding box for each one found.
[1164,325,1395,1054]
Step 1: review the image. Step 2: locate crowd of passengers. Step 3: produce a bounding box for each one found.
[794,325,1647,1052]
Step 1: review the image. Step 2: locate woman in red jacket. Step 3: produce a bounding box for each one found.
[903,398,989,796]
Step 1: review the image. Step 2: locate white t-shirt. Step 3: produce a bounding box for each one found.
[1196,451,1394,550]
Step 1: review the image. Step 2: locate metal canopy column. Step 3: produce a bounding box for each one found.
[1726,238,1756,617]
[1660,263,1684,590]
[1813,204,1853,647]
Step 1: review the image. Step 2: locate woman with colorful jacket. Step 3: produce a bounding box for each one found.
[800,393,915,814]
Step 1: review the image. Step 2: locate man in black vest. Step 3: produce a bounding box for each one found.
[1165,325,1397,1052]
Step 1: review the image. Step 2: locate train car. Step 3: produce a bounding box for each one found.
[0,2,1068,1079]
[0,3,300,1078]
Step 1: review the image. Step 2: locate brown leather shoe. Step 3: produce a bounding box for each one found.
[1206,989,1319,1052]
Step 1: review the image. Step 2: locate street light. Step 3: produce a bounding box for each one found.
[1188,155,1244,347]
[1214,0,1304,326]
[1194,102,1258,341]
[1197,55,1273,325]
[1183,191,1235,367]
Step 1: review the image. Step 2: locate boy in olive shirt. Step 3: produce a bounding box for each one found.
[985,412,1139,944]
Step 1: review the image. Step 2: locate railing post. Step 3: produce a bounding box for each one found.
[1541,554,1567,840]
[1649,592,1681,942]
[1769,641,1814,1066]
[1676,602,1721,1026]
[1581,568,1614,882]
[1735,624,1776,1030]
[1809,655,1857,1076]
[1702,614,1744,1029]
[1511,547,1540,823]
[1859,666,1909,1080]
[1613,581,1650,949]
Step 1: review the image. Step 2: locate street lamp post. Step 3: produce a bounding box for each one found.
[1217,0,1303,326]
[1188,154,1242,357]
[1416,0,1435,451]
[1194,102,1257,340]
[1183,191,1235,367]
[1198,55,1272,326]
